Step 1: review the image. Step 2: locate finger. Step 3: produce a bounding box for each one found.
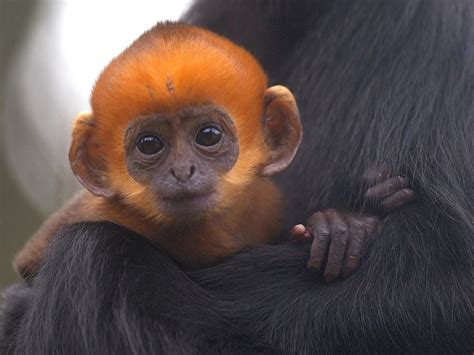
[291,224,312,241]
[307,212,330,272]
[323,211,349,282]
[362,167,391,184]
[291,224,306,237]
[366,176,410,201]
[380,189,416,211]
[341,217,367,278]
[362,215,380,236]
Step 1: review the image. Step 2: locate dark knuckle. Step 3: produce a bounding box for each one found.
[315,233,328,242]
[353,229,366,239]
[333,227,348,238]
[317,227,330,237]
[308,212,322,225]
[329,259,343,267]
[365,216,379,224]
[351,219,365,229]
[312,211,323,218]
[331,236,345,246]
[350,225,365,235]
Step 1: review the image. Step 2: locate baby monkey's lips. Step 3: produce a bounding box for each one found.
[159,190,219,217]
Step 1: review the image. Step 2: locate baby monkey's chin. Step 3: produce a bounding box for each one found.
[157,190,220,221]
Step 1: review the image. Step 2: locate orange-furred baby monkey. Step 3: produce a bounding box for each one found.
[15,23,416,281]
[15,23,302,277]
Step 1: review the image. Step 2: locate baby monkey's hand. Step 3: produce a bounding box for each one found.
[292,170,416,282]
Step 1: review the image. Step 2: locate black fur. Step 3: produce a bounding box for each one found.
[1,223,272,354]
[2,0,473,353]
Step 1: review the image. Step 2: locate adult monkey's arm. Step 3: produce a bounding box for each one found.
[2,217,471,354]
[184,0,474,353]
[1,222,270,354]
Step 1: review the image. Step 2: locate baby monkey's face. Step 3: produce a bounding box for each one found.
[123,104,239,218]
[69,24,302,225]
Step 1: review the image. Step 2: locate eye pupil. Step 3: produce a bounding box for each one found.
[196,126,222,147]
[137,135,163,155]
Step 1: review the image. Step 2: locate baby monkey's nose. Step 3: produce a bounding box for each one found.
[170,165,196,183]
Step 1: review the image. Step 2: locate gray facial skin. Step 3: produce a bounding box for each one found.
[124,104,239,218]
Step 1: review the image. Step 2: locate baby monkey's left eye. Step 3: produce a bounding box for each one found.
[196,125,222,147]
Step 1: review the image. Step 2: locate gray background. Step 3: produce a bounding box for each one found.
[0,0,189,288]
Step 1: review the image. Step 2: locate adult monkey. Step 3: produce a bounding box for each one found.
[1,0,473,353]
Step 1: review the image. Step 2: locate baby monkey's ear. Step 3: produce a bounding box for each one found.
[69,112,114,198]
[260,85,303,176]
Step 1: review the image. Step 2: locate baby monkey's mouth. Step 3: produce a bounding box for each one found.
[161,189,215,202]
[159,189,219,217]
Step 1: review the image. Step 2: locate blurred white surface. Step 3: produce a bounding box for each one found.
[3,1,191,215]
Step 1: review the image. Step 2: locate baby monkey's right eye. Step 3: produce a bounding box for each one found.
[136,134,164,155]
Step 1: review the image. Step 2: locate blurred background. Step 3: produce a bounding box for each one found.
[0,0,191,288]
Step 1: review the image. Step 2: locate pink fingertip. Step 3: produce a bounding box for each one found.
[292,224,307,235]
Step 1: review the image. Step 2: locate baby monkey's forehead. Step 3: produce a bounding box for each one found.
[124,103,236,135]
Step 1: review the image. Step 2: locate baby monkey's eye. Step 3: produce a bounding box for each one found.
[196,125,222,147]
[136,134,164,155]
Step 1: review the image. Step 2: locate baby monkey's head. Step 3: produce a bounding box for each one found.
[69,23,302,223]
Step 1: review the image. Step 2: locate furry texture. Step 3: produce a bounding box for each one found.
[1,223,272,354]
[85,22,270,222]
[2,0,473,353]
[14,23,297,275]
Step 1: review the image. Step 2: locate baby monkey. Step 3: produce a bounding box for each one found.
[15,23,415,281]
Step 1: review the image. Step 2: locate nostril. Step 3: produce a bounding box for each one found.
[189,165,196,178]
[170,168,177,180]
